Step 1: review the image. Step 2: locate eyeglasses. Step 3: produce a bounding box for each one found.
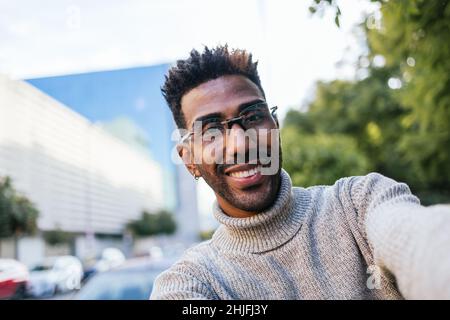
[179,102,278,145]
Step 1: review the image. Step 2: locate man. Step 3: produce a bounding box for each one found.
[150,45,450,299]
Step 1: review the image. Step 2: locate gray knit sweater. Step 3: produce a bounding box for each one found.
[151,169,450,299]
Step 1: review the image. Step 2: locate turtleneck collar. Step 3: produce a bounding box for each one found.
[211,169,310,253]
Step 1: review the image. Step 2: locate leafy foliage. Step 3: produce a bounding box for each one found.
[282,128,371,187]
[367,0,450,192]
[127,210,177,237]
[283,1,450,203]
[0,176,39,238]
[43,227,74,246]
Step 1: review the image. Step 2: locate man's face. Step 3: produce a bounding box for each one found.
[180,75,281,214]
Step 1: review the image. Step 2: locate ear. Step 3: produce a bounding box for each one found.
[177,143,202,179]
[274,116,280,128]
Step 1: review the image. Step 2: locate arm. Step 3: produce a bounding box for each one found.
[150,265,216,300]
[366,202,450,299]
[349,173,450,299]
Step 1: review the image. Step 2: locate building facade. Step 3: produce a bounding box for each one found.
[26,65,201,244]
[0,74,165,265]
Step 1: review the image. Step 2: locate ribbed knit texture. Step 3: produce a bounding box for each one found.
[150,169,450,300]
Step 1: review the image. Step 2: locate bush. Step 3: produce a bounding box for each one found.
[43,228,74,246]
[0,176,39,238]
[127,210,177,237]
[282,128,372,187]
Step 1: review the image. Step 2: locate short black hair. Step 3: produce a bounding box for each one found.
[161,45,265,129]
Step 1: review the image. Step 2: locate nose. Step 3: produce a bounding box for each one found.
[225,122,248,163]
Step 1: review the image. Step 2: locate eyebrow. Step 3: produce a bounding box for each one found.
[190,99,266,129]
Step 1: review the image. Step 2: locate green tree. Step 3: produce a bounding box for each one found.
[127,210,177,237]
[366,0,450,196]
[290,0,450,203]
[0,176,39,239]
[0,176,39,258]
[282,127,371,187]
[43,227,74,246]
[285,66,411,182]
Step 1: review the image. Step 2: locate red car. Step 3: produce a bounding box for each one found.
[0,259,29,299]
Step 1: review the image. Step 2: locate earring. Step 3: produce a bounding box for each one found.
[193,173,199,180]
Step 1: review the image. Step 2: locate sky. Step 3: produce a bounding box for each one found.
[0,0,379,116]
[0,0,380,229]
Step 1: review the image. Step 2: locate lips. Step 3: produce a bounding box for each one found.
[227,165,261,178]
[224,163,260,176]
[224,164,265,189]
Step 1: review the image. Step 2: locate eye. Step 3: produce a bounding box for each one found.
[244,111,265,124]
[201,121,224,142]
[202,127,223,143]
[202,122,223,133]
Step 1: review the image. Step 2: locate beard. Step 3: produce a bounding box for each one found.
[198,145,283,213]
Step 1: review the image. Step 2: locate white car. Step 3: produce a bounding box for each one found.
[28,256,83,298]
[0,259,29,299]
[95,248,126,272]
[82,248,126,282]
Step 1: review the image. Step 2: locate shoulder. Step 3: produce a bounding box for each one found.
[150,240,219,300]
[328,172,419,241]
[335,172,419,213]
[157,240,218,278]
[295,172,413,207]
[290,172,419,225]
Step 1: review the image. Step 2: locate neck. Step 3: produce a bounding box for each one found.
[212,169,310,253]
[216,196,257,218]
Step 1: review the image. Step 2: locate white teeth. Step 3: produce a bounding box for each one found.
[229,166,261,178]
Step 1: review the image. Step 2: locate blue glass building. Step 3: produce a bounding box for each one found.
[26,64,178,211]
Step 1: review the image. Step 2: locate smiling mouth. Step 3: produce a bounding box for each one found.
[223,164,266,189]
[226,165,261,178]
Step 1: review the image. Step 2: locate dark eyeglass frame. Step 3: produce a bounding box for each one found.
[179,103,278,144]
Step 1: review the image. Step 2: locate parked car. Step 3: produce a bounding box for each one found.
[0,259,29,299]
[82,248,125,282]
[75,257,173,300]
[27,255,83,298]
